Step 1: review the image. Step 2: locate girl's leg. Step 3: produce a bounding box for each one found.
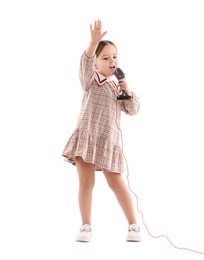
[103,170,136,224]
[75,156,95,225]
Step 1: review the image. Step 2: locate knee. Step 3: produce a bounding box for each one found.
[79,178,95,191]
[107,178,123,192]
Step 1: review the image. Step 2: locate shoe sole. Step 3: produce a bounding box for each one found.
[126,239,141,242]
[76,240,91,242]
[76,235,92,242]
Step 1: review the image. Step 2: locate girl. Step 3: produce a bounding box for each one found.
[62,19,141,242]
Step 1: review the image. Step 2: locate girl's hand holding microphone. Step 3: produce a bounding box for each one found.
[118,79,133,98]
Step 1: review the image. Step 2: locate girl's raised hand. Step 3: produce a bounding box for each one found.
[90,19,107,45]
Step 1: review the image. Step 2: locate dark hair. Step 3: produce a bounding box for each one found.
[95,40,117,57]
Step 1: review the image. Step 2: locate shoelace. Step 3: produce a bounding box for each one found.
[80,224,91,232]
[129,224,140,232]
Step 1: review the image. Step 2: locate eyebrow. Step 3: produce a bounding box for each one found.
[101,53,118,57]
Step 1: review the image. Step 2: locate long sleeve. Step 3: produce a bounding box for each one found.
[118,92,140,115]
[79,51,96,92]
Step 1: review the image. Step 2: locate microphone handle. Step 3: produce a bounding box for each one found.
[117,90,131,100]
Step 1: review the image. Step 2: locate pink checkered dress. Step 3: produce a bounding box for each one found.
[62,51,140,174]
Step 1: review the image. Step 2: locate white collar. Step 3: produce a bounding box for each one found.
[94,72,108,86]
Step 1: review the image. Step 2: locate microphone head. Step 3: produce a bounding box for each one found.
[114,67,126,80]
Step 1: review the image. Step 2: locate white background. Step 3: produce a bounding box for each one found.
[0,0,204,259]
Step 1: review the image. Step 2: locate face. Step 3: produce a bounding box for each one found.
[95,44,118,78]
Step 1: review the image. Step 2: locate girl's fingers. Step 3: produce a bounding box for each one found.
[97,20,101,30]
[118,81,128,91]
[90,19,107,40]
[94,21,97,30]
[94,20,98,30]
[118,80,126,85]
[90,24,93,32]
[93,19,101,31]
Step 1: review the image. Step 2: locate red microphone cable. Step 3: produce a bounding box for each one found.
[115,97,204,255]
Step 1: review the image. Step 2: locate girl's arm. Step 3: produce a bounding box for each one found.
[79,20,107,91]
[119,92,140,115]
[117,79,140,115]
[85,19,107,58]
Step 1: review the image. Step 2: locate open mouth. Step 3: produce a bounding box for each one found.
[109,65,116,71]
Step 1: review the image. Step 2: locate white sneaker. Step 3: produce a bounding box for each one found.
[126,224,141,242]
[75,224,92,242]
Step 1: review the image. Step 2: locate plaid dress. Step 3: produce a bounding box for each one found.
[62,51,140,174]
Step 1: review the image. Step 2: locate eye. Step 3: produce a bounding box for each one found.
[113,56,117,59]
[103,57,108,60]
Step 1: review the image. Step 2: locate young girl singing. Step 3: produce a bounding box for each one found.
[62,19,141,242]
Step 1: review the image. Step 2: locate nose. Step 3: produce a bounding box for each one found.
[110,58,114,64]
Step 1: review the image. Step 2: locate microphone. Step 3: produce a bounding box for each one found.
[114,68,131,100]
